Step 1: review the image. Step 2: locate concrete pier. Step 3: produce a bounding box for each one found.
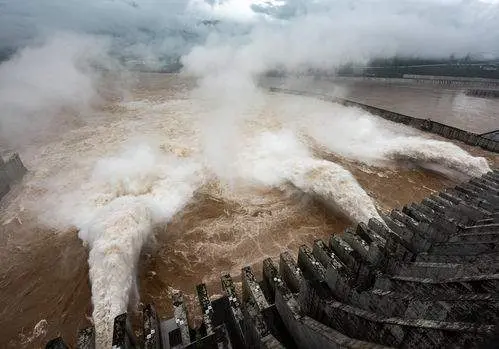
[47,169,499,348]
[0,152,27,200]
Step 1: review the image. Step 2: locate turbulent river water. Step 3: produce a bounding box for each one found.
[0,73,497,348]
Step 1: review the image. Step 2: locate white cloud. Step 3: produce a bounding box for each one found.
[1,0,498,64]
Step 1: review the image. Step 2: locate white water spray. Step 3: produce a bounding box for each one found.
[234,130,382,224]
[381,137,491,177]
[276,96,492,178]
[288,158,383,224]
[75,144,204,348]
[83,198,152,347]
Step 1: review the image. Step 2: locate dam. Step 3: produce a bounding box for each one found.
[47,169,499,349]
[0,73,497,349]
[261,76,499,143]
[37,75,499,349]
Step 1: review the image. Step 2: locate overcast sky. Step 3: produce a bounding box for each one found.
[1,0,499,61]
[0,0,498,149]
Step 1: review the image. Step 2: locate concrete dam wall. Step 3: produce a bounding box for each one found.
[47,169,499,349]
[402,75,499,88]
[44,89,499,349]
[465,89,499,98]
[330,75,499,88]
[268,87,499,153]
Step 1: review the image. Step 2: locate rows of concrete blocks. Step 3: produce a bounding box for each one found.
[402,75,499,88]
[328,76,499,88]
[407,79,499,88]
[343,102,499,149]
[268,87,499,153]
[465,89,499,99]
[0,153,27,200]
[46,169,499,349]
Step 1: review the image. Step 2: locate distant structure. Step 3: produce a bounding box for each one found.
[336,58,499,80]
[47,169,499,348]
[465,88,499,98]
[0,153,27,200]
[402,75,499,88]
[269,87,499,153]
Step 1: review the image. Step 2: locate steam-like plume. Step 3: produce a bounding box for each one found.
[234,130,382,224]
[84,198,152,347]
[0,33,115,149]
[1,1,497,347]
[382,137,491,177]
[74,144,204,347]
[278,98,491,179]
[184,41,267,184]
[288,158,382,224]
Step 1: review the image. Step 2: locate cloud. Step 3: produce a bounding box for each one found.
[187,0,499,72]
[0,32,114,148]
[1,0,498,150]
[1,0,498,65]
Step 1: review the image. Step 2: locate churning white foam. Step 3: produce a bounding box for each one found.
[381,137,491,177]
[233,130,382,224]
[288,158,382,224]
[73,144,204,347]
[2,83,492,348]
[271,94,491,178]
[83,198,152,348]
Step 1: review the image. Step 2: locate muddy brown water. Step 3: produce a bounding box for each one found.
[264,76,499,135]
[0,73,498,348]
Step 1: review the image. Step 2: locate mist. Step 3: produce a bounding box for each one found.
[2,0,499,67]
[270,97,492,177]
[2,0,499,152]
[0,1,497,348]
[0,33,116,149]
[76,144,204,347]
[232,130,383,224]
